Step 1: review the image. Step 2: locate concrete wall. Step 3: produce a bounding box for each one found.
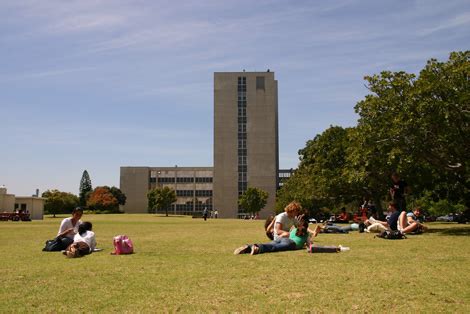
[213,73,240,218]
[15,197,44,220]
[120,167,150,213]
[0,193,15,212]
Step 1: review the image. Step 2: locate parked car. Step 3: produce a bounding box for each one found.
[436,214,454,222]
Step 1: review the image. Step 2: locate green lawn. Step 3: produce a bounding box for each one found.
[1,215,469,312]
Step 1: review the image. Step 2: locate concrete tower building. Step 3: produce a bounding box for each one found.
[213,72,279,218]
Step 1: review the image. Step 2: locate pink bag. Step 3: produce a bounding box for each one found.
[112,235,134,255]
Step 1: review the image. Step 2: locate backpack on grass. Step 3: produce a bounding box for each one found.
[112,235,134,255]
[374,230,407,240]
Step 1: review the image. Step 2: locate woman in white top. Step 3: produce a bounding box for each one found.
[55,207,83,250]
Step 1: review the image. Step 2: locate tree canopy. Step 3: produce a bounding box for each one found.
[238,187,268,215]
[79,170,92,206]
[87,187,120,213]
[277,51,470,216]
[147,187,177,216]
[42,190,79,217]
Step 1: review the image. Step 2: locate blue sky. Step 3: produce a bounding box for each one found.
[1,0,469,196]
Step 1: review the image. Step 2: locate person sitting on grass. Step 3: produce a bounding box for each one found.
[64,221,96,258]
[398,207,427,234]
[362,202,400,233]
[56,207,83,250]
[271,201,302,240]
[336,207,349,223]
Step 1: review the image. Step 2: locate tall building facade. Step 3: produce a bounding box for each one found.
[213,72,279,218]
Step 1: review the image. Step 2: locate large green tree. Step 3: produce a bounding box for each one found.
[276,126,359,215]
[79,170,92,206]
[42,190,79,217]
[238,187,268,216]
[350,51,470,206]
[278,51,469,215]
[147,187,177,216]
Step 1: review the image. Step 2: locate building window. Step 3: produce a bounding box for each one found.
[237,76,248,203]
[256,76,265,90]
[195,177,213,183]
[158,177,176,183]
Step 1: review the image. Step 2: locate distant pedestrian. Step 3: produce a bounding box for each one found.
[390,173,409,212]
[203,207,208,221]
[214,209,218,219]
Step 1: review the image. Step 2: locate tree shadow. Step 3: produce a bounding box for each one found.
[426,225,470,236]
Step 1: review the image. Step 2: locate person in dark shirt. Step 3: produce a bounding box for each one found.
[387,202,401,231]
[390,173,409,212]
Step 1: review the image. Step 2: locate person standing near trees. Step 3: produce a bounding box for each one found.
[390,173,409,212]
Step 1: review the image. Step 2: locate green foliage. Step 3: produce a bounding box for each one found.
[413,191,466,216]
[147,186,177,216]
[276,126,360,216]
[79,170,92,206]
[351,51,470,205]
[279,51,470,215]
[42,189,79,217]
[238,187,268,215]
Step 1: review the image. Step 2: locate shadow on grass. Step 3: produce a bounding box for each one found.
[427,225,470,236]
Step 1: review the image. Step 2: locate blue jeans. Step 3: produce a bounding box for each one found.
[256,238,297,254]
[323,224,351,233]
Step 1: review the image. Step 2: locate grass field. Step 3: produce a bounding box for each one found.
[1,214,469,312]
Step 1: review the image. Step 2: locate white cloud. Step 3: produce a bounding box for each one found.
[419,12,470,35]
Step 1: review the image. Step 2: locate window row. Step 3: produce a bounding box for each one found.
[238,172,247,181]
[153,177,213,184]
[238,107,246,116]
[238,77,246,84]
[238,117,247,124]
[176,190,213,197]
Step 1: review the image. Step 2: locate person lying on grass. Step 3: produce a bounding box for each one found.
[235,216,349,255]
[64,221,96,258]
[235,217,316,255]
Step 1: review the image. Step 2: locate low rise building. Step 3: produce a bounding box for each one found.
[0,186,44,220]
